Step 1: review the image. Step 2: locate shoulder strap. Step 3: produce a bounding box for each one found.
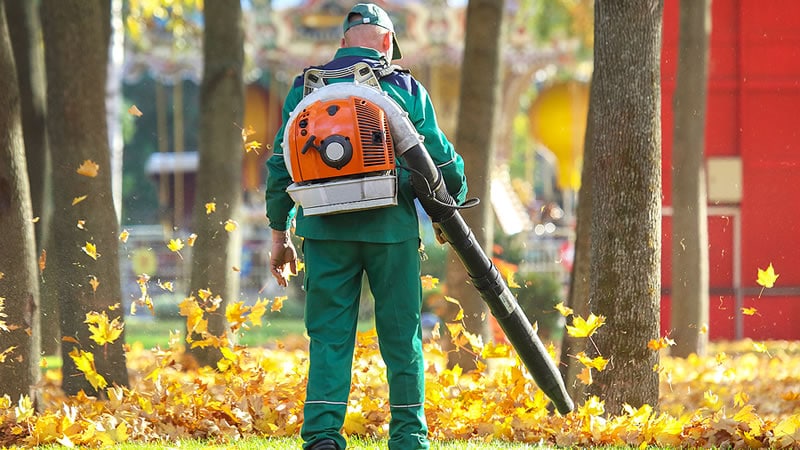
[303,61,381,97]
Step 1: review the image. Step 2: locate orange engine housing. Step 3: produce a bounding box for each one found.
[287,96,395,183]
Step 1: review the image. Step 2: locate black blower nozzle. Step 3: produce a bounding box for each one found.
[401,144,575,415]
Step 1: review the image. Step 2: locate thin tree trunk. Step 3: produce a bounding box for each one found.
[4,0,58,356]
[559,91,594,404]
[586,0,663,415]
[0,0,41,403]
[670,0,711,358]
[445,0,505,371]
[41,0,128,395]
[187,0,244,367]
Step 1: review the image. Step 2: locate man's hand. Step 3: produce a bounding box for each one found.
[432,223,447,245]
[269,230,297,287]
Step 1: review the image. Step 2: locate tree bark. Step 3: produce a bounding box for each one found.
[445,0,505,371]
[559,91,594,404]
[670,0,711,358]
[4,0,59,357]
[0,0,41,403]
[41,0,128,395]
[585,0,663,415]
[187,0,244,367]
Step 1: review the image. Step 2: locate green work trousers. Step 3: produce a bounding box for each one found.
[300,238,429,450]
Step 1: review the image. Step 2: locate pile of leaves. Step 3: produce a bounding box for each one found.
[1,287,799,449]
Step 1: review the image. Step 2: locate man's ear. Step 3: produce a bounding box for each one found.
[383,32,392,52]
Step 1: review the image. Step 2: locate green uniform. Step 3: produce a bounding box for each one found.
[265,47,467,450]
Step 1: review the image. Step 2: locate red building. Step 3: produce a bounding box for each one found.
[660,1,800,340]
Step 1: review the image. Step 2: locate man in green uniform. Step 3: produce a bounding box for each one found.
[266,4,468,449]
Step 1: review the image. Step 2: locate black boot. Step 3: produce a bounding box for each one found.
[307,438,339,450]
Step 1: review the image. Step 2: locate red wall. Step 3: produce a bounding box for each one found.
[660,0,800,341]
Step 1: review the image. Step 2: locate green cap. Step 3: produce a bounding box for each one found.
[343,3,402,60]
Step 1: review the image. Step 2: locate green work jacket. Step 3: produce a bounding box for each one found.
[266,47,467,243]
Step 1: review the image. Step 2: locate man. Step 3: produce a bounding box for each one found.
[266,4,467,449]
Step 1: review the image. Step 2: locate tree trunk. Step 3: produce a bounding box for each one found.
[586,0,663,415]
[0,0,41,403]
[670,0,711,358]
[187,0,244,367]
[4,0,59,357]
[559,93,595,404]
[445,0,505,371]
[41,0,128,395]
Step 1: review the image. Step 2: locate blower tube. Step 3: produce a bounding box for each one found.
[290,84,575,415]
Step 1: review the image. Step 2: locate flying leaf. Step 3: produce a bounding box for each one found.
[187,233,198,246]
[566,313,605,338]
[241,124,256,142]
[224,219,238,232]
[249,298,269,327]
[72,195,88,206]
[554,302,574,317]
[82,242,100,260]
[205,202,216,215]
[741,307,758,316]
[167,238,184,253]
[68,347,108,390]
[577,366,593,385]
[245,140,262,155]
[575,351,609,371]
[88,276,100,293]
[157,280,174,292]
[421,275,439,291]
[0,346,15,363]
[76,160,99,178]
[85,311,124,345]
[119,229,130,243]
[127,104,143,117]
[756,263,779,288]
[271,296,286,312]
[38,249,46,273]
[648,336,676,351]
[0,297,6,332]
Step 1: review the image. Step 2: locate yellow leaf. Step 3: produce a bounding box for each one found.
[648,336,676,351]
[245,140,262,154]
[734,391,750,407]
[82,242,100,260]
[167,238,184,253]
[157,280,174,292]
[0,346,16,363]
[205,202,216,215]
[578,395,604,417]
[241,124,256,142]
[187,233,198,246]
[84,311,124,345]
[756,263,779,288]
[38,249,46,273]
[421,275,439,290]
[72,195,88,205]
[88,275,100,293]
[271,296,286,312]
[224,219,238,232]
[554,301,574,316]
[179,296,207,337]
[76,219,86,229]
[249,298,269,327]
[575,351,609,371]
[68,347,108,390]
[128,104,143,117]
[119,229,130,243]
[741,307,758,316]
[225,301,249,329]
[566,313,605,338]
[76,160,99,178]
